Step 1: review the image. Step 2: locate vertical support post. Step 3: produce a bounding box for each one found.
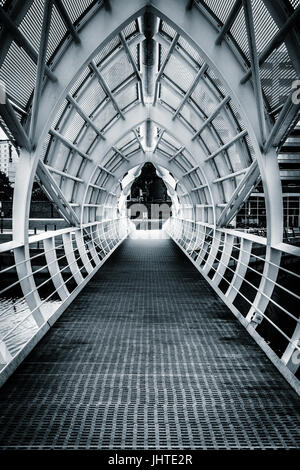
[86,225,102,265]
[13,146,46,327]
[226,238,252,303]
[212,233,234,286]
[190,223,205,257]
[14,245,45,327]
[196,227,213,266]
[202,230,222,275]
[75,229,93,274]
[62,232,84,285]
[246,247,282,326]
[43,237,69,301]
[94,224,108,256]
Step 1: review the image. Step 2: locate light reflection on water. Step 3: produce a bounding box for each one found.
[0,296,61,360]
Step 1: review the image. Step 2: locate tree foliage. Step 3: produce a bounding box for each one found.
[0,170,13,200]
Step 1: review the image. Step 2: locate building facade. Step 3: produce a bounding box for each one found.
[0,139,18,184]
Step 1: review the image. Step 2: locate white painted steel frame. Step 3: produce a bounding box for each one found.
[0,0,298,390]
[0,218,131,387]
[165,217,300,395]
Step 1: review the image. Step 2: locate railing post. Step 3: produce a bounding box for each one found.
[212,233,234,286]
[246,247,281,325]
[13,245,45,327]
[86,225,102,265]
[62,232,84,285]
[202,230,222,275]
[94,224,108,256]
[75,229,93,274]
[196,227,213,267]
[226,238,252,303]
[99,223,111,254]
[43,237,69,301]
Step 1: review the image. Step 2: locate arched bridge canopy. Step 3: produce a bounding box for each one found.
[0,0,298,242]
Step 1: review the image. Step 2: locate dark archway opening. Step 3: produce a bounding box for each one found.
[127,163,172,230]
[129,163,171,204]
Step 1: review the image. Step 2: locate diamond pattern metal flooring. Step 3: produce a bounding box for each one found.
[0,239,299,450]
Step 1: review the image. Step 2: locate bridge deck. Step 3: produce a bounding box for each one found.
[0,239,299,450]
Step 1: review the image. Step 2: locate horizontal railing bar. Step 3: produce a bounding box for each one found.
[0,219,126,253]
[0,240,66,276]
[171,222,299,297]
[0,223,125,318]
[0,226,102,305]
[174,217,300,280]
[2,255,90,343]
[167,222,300,351]
[192,247,300,349]
[1,222,129,340]
[172,229,300,321]
[202,240,300,314]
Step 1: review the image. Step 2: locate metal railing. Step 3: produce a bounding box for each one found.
[0,217,131,383]
[165,217,300,392]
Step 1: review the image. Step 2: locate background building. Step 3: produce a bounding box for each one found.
[0,139,18,185]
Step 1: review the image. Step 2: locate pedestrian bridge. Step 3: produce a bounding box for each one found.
[0,0,299,450]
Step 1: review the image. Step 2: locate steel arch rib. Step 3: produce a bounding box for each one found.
[10,0,282,341]
[11,0,281,242]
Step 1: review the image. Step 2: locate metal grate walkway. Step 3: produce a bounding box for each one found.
[0,239,299,450]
